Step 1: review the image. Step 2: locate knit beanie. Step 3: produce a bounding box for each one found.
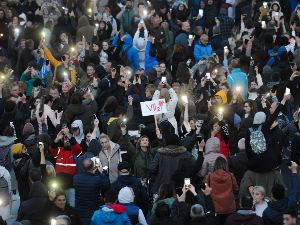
[262,65,272,78]
[280,36,289,46]
[12,143,23,154]
[23,123,35,135]
[219,8,227,15]
[253,112,266,124]
[33,78,43,87]
[205,137,220,153]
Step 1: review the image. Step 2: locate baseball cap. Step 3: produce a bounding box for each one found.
[71,123,79,131]
[118,161,130,173]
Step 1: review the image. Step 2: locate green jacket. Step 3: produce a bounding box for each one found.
[116,7,135,32]
[120,134,165,179]
[75,64,101,88]
[29,71,53,100]
[107,105,133,146]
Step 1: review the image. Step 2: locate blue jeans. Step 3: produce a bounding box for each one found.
[64,188,75,207]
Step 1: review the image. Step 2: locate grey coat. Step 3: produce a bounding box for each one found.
[150,145,196,194]
[98,141,121,184]
[283,120,299,145]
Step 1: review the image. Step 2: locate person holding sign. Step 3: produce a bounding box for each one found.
[152,81,179,134]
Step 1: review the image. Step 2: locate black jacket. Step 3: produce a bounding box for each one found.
[291,132,300,165]
[228,151,248,185]
[272,61,293,82]
[245,103,283,172]
[43,199,82,225]
[17,181,48,225]
[269,125,284,167]
[210,34,227,51]
[251,51,270,75]
[19,47,36,75]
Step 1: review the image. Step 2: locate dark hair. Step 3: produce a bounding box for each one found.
[70,93,83,105]
[87,64,95,70]
[3,127,14,137]
[53,43,61,50]
[156,183,175,202]
[271,184,285,200]
[176,62,190,84]
[45,20,53,31]
[82,159,94,172]
[108,60,117,69]
[54,190,66,202]
[155,202,171,219]
[213,156,230,173]
[283,209,298,219]
[25,39,34,48]
[60,30,68,37]
[104,190,118,204]
[280,51,289,62]
[175,157,191,172]
[240,193,253,208]
[149,48,157,58]
[220,82,233,100]
[4,100,16,113]
[38,134,52,153]
[272,72,281,82]
[44,95,53,105]
[244,99,257,117]
[160,121,172,134]
[245,19,254,29]
[29,168,41,182]
[115,106,127,117]
[137,2,145,7]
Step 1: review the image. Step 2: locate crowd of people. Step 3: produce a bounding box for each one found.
[0,0,300,224]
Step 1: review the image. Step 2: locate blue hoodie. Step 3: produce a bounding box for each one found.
[91,205,131,225]
[145,41,159,71]
[267,46,286,67]
[112,34,140,72]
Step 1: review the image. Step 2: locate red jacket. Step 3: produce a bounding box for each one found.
[216,133,230,160]
[49,137,82,175]
[205,169,239,214]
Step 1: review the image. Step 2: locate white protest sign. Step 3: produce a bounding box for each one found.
[140,99,167,116]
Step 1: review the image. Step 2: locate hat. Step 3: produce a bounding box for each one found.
[28,61,38,69]
[280,36,289,46]
[33,78,43,87]
[195,113,208,121]
[262,65,272,77]
[71,122,79,131]
[177,14,187,22]
[253,112,266,124]
[272,45,280,53]
[258,85,270,95]
[221,40,229,48]
[23,123,35,135]
[19,13,27,26]
[219,8,227,15]
[12,143,23,155]
[118,161,130,173]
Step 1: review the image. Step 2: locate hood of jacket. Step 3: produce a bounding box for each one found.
[214,90,227,105]
[267,197,289,212]
[131,94,142,108]
[29,181,48,199]
[211,169,232,183]
[57,16,66,26]
[276,60,290,69]
[71,120,84,143]
[230,211,258,223]
[270,1,281,13]
[0,136,15,147]
[226,0,235,5]
[255,51,269,60]
[109,141,120,155]
[117,173,135,186]
[77,15,90,29]
[99,204,127,222]
[157,145,186,156]
[146,68,158,83]
[123,34,133,46]
[118,187,133,203]
[88,139,102,156]
[205,137,220,154]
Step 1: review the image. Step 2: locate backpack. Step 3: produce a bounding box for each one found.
[121,46,132,67]
[249,125,267,154]
[100,110,114,134]
[0,176,10,206]
[0,144,13,172]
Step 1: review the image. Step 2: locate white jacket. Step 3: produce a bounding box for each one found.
[153,88,179,134]
[36,104,57,135]
[133,30,148,69]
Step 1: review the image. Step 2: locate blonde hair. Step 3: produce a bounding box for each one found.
[160,88,170,103]
[252,186,266,200]
[46,165,56,177]
[99,134,111,151]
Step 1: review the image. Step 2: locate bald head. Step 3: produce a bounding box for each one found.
[182,21,190,33]
[200,34,209,46]
[82,159,94,172]
[26,21,33,28]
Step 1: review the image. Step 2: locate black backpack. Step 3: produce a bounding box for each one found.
[121,46,132,67]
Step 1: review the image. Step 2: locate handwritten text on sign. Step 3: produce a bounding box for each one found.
[140,99,167,116]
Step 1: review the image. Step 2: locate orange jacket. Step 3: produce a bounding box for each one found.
[205,169,239,214]
[44,48,76,85]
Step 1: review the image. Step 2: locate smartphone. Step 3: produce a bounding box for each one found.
[197,121,202,127]
[46,59,50,66]
[87,41,91,45]
[261,21,266,27]
[275,12,278,16]
[121,118,127,127]
[140,20,144,23]
[93,114,97,119]
[103,13,107,17]
[153,194,158,202]
[206,73,210,79]
[184,178,191,189]
[58,106,62,113]
[161,76,166,83]
[95,158,100,167]
[189,34,193,39]
[37,86,42,91]
[125,93,129,99]
[182,95,188,103]
[263,2,267,8]
[62,123,67,128]
[213,52,216,56]
[39,141,43,148]
[94,13,98,16]
[39,111,43,117]
[285,87,290,95]
[286,161,292,167]
[199,9,203,16]
[62,55,66,61]
[15,29,19,37]
[178,0,183,4]
[200,182,206,190]
[245,39,249,45]
[135,74,139,80]
[18,92,23,97]
[197,136,202,143]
